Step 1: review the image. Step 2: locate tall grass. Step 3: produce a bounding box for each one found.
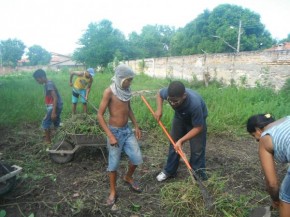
[0,69,289,137]
[0,70,288,216]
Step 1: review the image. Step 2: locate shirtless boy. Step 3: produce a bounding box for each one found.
[97,64,143,206]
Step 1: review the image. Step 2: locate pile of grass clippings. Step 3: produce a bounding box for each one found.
[53,114,106,142]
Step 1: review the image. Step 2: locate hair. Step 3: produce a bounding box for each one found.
[246,113,275,133]
[33,69,46,79]
[168,81,185,97]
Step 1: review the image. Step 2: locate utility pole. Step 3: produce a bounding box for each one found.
[212,20,242,53]
[237,20,242,53]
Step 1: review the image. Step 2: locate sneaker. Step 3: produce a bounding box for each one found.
[156,171,169,182]
[195,171,208,181]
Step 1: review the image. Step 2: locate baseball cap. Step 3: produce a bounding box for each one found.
[87,68,95,77]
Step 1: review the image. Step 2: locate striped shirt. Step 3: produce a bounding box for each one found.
[261,116,290,163]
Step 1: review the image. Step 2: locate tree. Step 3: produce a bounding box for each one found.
[170,4,274,55]
[170,10,211,55]
[127,32,146,59]
[0,38,25,67]
[128,25,175,59]
[208,4,273,52]
[27,45,51,66]
[73,19,127,68]
[279,34,290,43]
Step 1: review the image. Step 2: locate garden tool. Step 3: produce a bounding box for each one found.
[141,95,213,210]
[78,91,99,112]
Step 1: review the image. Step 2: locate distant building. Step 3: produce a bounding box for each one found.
[265,42,290,51]
[49,52,84,70]
[17,57,29,66]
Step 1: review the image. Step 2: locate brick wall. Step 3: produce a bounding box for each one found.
[126,50,290,90]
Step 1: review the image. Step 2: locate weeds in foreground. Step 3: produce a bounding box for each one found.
[160,174,262,217]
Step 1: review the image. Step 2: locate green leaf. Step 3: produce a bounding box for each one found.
[0,210,7,217]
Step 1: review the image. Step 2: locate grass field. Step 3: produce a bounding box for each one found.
[0,69,289,217]
[0,69,289,134]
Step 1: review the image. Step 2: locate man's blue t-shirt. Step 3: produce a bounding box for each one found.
[159,88,208,127]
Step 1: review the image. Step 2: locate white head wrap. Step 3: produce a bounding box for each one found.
[110,64,135,101]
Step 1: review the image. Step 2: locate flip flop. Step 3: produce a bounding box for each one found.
[106,195,118,206]
[124,180,142,193]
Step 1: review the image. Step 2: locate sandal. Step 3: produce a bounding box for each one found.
[124,180,142,193]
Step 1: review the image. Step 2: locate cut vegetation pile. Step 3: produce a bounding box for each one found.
[53,114,107,143]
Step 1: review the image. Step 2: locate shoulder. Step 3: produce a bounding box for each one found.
[103,87,113,96]
[186,88,198,96]
[159,88,168,98]
[71,71,82,76]
[259,135,274,153]
[46,80,54,86]
[186,89,204,101]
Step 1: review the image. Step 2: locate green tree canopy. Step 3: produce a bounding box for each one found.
[127,25,175,59]
[27,45,51,66]
[279,34,290,43]
[0,38,25,67]
[73,19,126,68]
[170,4,274,55]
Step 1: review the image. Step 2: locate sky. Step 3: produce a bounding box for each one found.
[1,0,289,55]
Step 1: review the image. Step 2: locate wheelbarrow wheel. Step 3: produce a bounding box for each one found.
[50,141,74,164]
[0,163,17,196]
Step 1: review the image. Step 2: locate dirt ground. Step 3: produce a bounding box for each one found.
[0,123,284,217]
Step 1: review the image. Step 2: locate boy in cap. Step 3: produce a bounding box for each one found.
[97,64,143,206]
[33,69,63,145]
[69,68,95,114]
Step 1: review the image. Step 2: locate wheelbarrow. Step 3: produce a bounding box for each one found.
[47,133,107,164]
[0,159,22,196]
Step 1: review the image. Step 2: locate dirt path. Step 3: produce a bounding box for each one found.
[0,125,283,217]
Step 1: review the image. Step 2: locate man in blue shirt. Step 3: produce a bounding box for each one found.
[155,81,208,181]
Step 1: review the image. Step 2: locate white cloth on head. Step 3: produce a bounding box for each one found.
[110,64,135,102]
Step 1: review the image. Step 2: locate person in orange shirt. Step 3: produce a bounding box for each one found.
[69,68,94,114]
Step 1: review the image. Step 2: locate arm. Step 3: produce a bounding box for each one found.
[69,71,82,86]
[178,126,203,144]
[154,91,164,121]
[50,90,58,121]
[259,135,280,208]
[128,101,141,140]
[175,126,203,151]
[176,106,205,151]
[85,77,93,100]
[97,88,117,145]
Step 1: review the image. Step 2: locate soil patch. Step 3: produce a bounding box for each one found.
[0,124,284,217]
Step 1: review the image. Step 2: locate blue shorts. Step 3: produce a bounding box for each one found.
[72,89,86,104]
[280,166,290,203]
[42,105,62,130]
[107,124,143,171]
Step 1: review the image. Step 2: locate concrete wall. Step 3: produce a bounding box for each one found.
[126,50,290,90]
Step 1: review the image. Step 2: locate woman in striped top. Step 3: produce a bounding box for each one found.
[247,114,290,217]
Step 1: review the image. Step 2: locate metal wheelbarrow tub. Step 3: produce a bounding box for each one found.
[0,163,22,196]
[48,134,107,164]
